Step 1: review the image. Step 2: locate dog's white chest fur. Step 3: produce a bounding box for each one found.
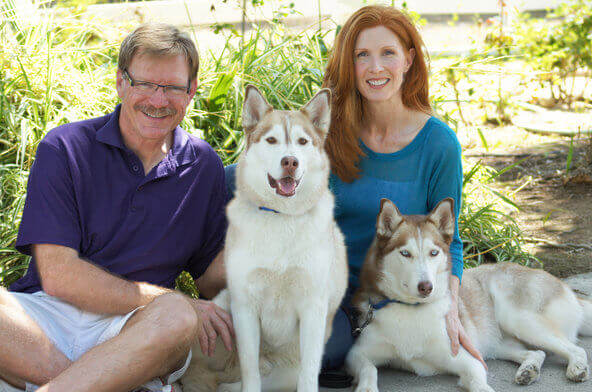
[367,299,451,366]
[226,193,337,334]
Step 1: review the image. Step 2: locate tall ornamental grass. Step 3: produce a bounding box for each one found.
[0,1,537,288]
[0,0,122,285]
[187,22,329,164]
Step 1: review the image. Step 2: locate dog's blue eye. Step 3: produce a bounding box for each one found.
[400,250,411,257]
[430,250,439,256]
[266,137,277,144]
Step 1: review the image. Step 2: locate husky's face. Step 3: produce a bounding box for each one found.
[236,85,331,213]
[373,199,454,303]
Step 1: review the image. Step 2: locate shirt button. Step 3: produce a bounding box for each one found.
[131,206,137,212]
[132,164,139,172]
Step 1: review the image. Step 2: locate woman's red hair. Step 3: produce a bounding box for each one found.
[323,5,431,182]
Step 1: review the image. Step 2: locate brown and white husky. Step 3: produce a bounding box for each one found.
[346,198,592,392]
[182,86,348,392]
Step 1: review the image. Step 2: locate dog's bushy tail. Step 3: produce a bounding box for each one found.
[578,297,592,336]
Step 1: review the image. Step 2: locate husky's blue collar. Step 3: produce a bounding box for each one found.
[259,206,280,213]
[370,297,420,309]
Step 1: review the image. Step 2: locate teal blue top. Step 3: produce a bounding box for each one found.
[331,116,463,288]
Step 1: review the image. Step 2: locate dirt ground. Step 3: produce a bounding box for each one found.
[461,125,592,278]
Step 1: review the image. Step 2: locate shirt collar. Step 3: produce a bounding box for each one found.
[96,104,126,150]
[96,104,197,169]
[170,123,197,168]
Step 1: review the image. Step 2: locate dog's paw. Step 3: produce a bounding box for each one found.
[514,363,541,385]
[566,361,590,382]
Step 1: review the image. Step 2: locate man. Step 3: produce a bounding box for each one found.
[0,24,231,392]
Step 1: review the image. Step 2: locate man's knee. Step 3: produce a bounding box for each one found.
[143,293,198,350]
[0,290,71,385]
[0,373,26,391]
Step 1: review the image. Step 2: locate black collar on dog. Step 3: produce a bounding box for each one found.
[259,206,280,213]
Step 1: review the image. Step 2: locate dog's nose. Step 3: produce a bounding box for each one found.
[281,156,299,168]
[281,156,299,175]
[417,281,433,297]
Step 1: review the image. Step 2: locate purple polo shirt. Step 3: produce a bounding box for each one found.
[11,105,227,294]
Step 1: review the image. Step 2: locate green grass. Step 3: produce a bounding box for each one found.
[0,0,541,288]
[460,161,539,268]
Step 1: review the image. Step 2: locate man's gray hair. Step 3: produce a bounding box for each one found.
[118,23,199,82]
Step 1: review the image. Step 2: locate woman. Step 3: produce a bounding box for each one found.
[320,4,485,371]
[224,4,484,376]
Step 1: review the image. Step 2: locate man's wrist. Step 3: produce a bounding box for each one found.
[136,282,173,304]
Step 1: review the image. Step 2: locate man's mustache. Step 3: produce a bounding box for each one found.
[135,104,177,117]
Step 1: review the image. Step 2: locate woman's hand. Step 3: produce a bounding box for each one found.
[446,276,487,370]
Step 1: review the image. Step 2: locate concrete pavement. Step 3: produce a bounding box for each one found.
[321,272,592,392]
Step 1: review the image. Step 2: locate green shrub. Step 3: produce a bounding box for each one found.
[461,161,539,267]
[186,22,330,165]
[514,0,592,107]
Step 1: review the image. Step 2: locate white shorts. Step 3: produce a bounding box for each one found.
[0,291,190,392]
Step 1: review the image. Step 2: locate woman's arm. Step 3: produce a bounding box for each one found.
[425,122,485,367]
[445,275,487,369]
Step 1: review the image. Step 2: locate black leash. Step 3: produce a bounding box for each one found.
[351,302,374,338]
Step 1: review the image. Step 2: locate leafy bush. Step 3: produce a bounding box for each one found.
[187,23,330,164]
[513,0,592,107]
[461,161,539,267]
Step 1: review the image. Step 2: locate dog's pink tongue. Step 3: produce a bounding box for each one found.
[278,177,296,195]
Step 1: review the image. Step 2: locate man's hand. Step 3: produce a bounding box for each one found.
[445,298,487,370]
[190,299,234,356]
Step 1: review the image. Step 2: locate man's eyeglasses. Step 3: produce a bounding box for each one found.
[122,69,190,98]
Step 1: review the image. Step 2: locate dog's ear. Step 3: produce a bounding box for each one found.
[428,198,455,244]
[242,85,272,132]
[377,198,403,237]
[301,89,331,137]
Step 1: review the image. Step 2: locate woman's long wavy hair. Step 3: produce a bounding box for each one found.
[323,5,431,182]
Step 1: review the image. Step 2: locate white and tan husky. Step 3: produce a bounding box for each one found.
[346,198,592,392]
[182,86,348,392]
